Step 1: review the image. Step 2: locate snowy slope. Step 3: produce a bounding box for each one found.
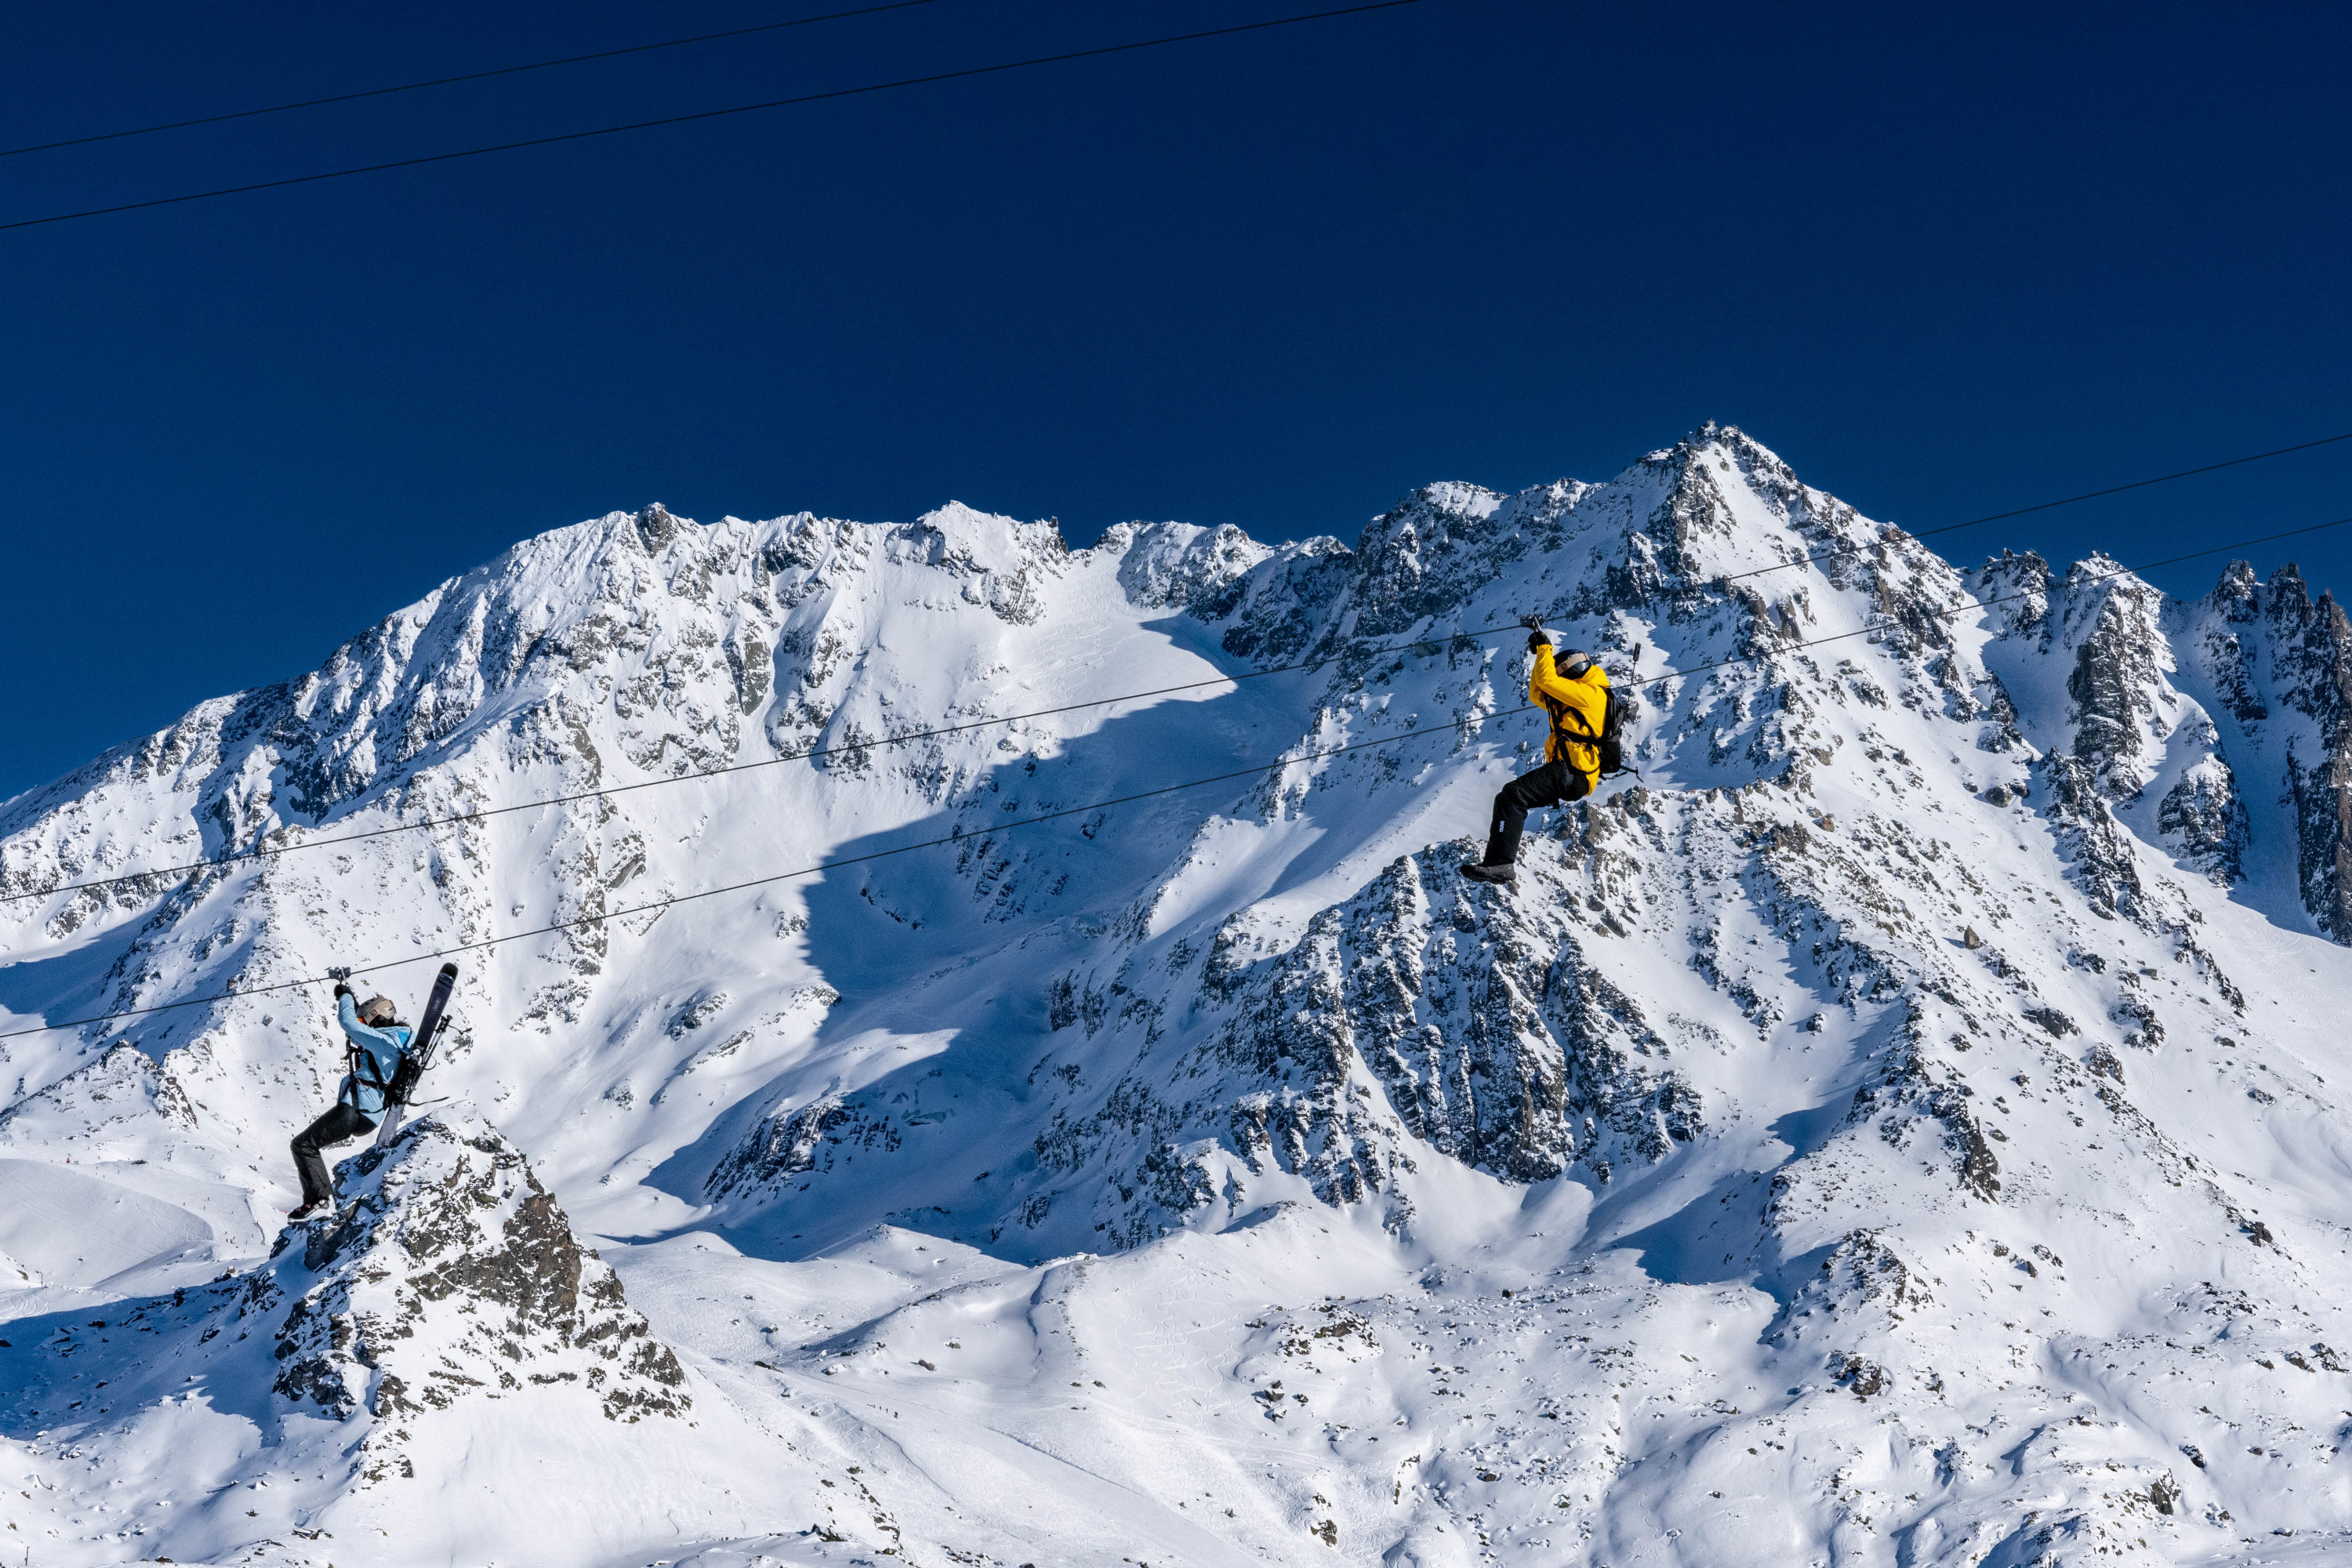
[5,426,2352,1565]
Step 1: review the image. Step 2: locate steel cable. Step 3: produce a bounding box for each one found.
[1722,430,2352,583]
[5,507,2344,1043]
[5,496,2346,908]
[0,711,1491,1040]
[0,0,949,160]
[0,1,1432,232]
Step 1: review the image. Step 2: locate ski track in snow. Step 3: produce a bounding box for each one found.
[2,429,2351,1563]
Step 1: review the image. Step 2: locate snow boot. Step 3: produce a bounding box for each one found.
[1461,862,1516,884]
[286,1199,333,1223]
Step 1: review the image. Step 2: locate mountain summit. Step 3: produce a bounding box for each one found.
[4,426,2350,1564]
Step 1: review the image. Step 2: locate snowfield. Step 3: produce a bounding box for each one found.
[5,424,2352,1565]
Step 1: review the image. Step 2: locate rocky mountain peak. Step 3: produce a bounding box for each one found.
[281,1112,688,1430]
[2209,556,2262,613]
[0,1114,686,1499]
[8,433,2352,1561]
[2268,559,2314,612]
[1102,519,1272,610]
[633,501,691,553]
[903,499,1069,568]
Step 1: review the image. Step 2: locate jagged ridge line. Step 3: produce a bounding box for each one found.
[9,506,2346,908]
[0,1,1432,232]
[1649,512,2352,688]
[0,713,1497,1040]
[0,615,1535,906]
[1722,430,2352,583]
[10,509,2343,1042]
[0,0,948,160]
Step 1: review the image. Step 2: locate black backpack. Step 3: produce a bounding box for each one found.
[1545,675,1633,779]
[1595,686,1630,777]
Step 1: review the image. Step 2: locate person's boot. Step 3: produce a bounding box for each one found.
[1461,862,1515,884]
[287,1199,332,1222]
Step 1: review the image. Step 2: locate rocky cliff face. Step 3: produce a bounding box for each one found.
[0,1113,685,1432]
[0,1116,786,1563]
[278,1113,688,1437]
[2181,560,2352,936]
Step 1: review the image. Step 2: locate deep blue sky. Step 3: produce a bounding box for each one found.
[5,0,2350,800]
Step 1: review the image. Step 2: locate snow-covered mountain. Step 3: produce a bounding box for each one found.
[5,424,2352,1565]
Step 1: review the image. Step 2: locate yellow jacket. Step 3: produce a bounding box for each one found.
[1530,645,1611,783]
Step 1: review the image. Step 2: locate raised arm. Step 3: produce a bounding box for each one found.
[1530,646,1610,710]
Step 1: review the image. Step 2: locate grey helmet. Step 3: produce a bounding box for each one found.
[359,996,400,1027]
[1555,648,1593,677]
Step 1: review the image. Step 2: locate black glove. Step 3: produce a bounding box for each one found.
[333,982,353,1001]
[1526,631,1551,654]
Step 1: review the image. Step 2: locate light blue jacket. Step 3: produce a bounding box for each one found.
[337,993,412,1118]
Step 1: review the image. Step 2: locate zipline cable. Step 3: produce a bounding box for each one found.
[0,0,949,160]
[0,615,1531,906]
[1724,429,2352,583]
[5,491,2349,908]
[6,507,2344,1044]
[1638,512,2352,690]
[0,713,1488,1040]
[0,0,1431,233]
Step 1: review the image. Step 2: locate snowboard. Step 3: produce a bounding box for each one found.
[372,961,459,1149]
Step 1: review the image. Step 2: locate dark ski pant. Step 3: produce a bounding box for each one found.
[1483,757,1592,866]
[292,1103,377,1207]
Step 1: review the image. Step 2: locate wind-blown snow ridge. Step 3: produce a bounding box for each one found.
[5,425,2352,1565]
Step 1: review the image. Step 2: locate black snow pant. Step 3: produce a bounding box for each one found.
[1482,757,1592,866]
[292,1102,377,1207]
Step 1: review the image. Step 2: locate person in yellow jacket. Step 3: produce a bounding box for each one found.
[1463,630,1612,884]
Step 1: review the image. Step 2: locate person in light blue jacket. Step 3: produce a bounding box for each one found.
[287,982,412,1219]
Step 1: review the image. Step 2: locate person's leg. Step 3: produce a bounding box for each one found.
[1480,781,1528,867]
[291,1103,376,1210]
[291,1114,334,1207]
[1482,760,1577,866]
